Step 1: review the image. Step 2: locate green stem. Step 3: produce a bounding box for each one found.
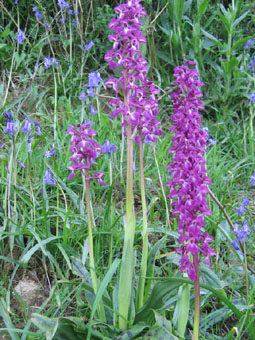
[193,254,200,340]
[53,72,58,141]
[137,138,148,310]
[108,156,113,267]
[243,242,249,304]
[118,123,135,330]
[85,174,105,322]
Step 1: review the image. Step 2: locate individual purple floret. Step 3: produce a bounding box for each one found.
[85,41,94,51]
[166,60,215,281]
[104,0,162,144]
[34,121,42,135]
[89,106,98,115]
[45,147,55,158]
[67,123,106,185]
[73,10,79,15]
[73,19,77,27]
[22,118,33,134]
[102,139,117,156]
[44,169,56,186]
[79,90,87,101]
[60,17,66,24]
[15,30,25,44]
[27,136,32,153]
[57,0,69,9]
[68,9,73,15]
[251,173,255,186]
[250,93,255,103]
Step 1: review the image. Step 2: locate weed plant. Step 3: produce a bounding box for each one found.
[0,0,255,339]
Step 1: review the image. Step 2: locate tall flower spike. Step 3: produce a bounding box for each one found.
[104,0,162,143]
[67,123,106,185]
[167,60,215,281]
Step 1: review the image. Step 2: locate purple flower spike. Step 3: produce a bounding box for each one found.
[85,41,94,51]
[166,60,215,281]
[104,0,162,143]
[18,160,26,169]
[44,169,56,186]
[67,123,106,185]
[15,30,25,44]
[102,139,117,156]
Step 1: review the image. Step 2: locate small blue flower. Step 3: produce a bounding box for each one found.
[102,140,117,156]
[35,10,42,20]
[34,121,42,135]
[235,205,246,216]
[85,40,94,51]
[73,19,77,27]
[45,147,55,158]
[15,30,25,44]
[248,55,255,72]
[242,198,249,206]
[43,57,58,69]
[87,87,94,96]
[22,119,33,134]
[89,106,98,115]
[231,239,240,251]
[27,136,32,153]
[44,169,56,186]
[18,160,26,169]
[85,119,94,127]
[245,39,254,49]
[73,10,79,15]
[68,9,73,14]
[60,17,66,24]
[57,0,69,9]
[250,93,255,103]
[208,138,216,146]
[79,90,87,101]
[4,120,17,136]
[251,173,255,186]
[88,71,102,88]
[202,126,209,134]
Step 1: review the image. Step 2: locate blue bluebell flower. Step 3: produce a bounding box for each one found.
[250,93,255,103]
[245,39,254,49]
[44,169,56,185]
[251,173,255,186]
[60,17,66,24]
[57,0,69,9]
[88,71,102,88]
[18,160,26,169]
[231,221,251,250]
[73,10,79,15]
[248,56,255,72]
[15,30,25,44]
[85,41,94,51]
[4,120,17,136]
[79,90,87,101]
[102,140,117,156]
[45,147,55,158]
[73,19,77,27]
[89,106,98,115]
[22,118,33,133]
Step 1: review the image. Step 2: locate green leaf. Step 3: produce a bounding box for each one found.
[232,11,249,29]
[135,280,182,324]
[201,29,223,49]
[173,280,190,338]
[0,299,21,340]
[144,237,167,302]
[116,323,148,339]
[141,324,179,339]
[197,0,208,18]
[87,259,121,340]
[173,0,184,27]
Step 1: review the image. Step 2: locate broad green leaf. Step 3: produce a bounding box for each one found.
[173,0,184,27]
[141,324,179,339]
[201,29,223,49]
[232,11,249,29]
[197,0,208,18]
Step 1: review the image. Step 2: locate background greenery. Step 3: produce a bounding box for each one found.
[0,0,255,339]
